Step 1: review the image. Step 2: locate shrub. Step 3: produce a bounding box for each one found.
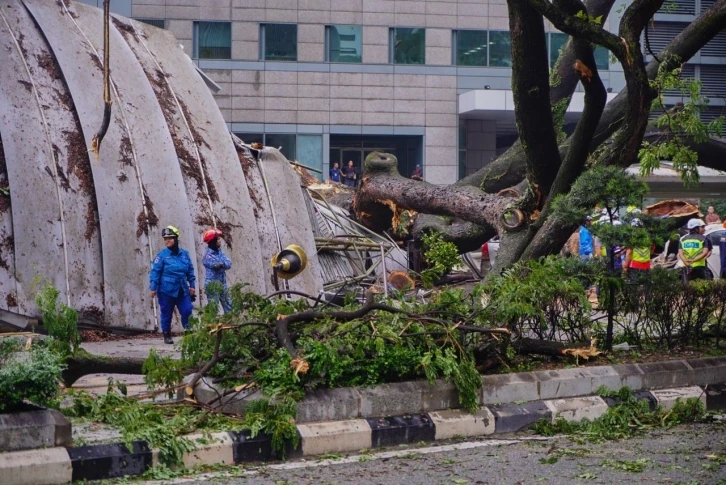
[481,256,594,342]
[0,342,63,412]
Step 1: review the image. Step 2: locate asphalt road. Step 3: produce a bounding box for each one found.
[143,420,726,485]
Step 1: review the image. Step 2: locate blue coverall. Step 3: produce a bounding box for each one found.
[203,247,232,312]
[149,247,196,332]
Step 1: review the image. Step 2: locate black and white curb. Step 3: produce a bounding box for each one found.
[2,384,723,485]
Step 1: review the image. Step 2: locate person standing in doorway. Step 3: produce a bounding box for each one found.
[342,160,357,188]
[202,228,232,313]
[329,162,341,184]
[410,164,423,181]
[149,226,196,344]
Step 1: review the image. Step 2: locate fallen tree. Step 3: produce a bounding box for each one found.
[357,0,726,262]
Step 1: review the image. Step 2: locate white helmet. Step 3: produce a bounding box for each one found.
[630,218,642,227]
[687,218,706,230]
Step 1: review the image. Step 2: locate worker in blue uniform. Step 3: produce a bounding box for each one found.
[149,226,196,344]
[202,228,232,313]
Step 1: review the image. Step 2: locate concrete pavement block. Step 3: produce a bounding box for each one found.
[651,386,707,411]
[586,366,624,394]
[685,357,726,387]
[418,379,460,411]
[69,441,151,481]
[703,383,726,411]
[536,368,593,400]
[490,401,552,434]
[543,396,609,423]
[297,419,372,456]
[296,387,361,423]
[358,382,423,418]
[180,432,234,469]
[0,447,73,485]
[0,408,71,452]
[481,372,539,405]
[639,361,695,389]
[367,414,435,448]
[611,363,646,390]
[429,408,495,440]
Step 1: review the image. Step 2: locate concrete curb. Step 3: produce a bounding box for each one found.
[3,383,725,484]
[191,356,726,423]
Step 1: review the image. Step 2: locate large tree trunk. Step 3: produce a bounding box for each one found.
[62,350,146,387]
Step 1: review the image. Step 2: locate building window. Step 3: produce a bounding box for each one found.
[549,33,567,68]
[326,25,362,63]
[193,22,231,59]
[265,133,297,160]
[488,31,511,67]
[297,135,323,180]
[594,46,609,71]
[454,30,488,66]
[261,24,298,61]
[136,18,166,29]
[390,28,425,65]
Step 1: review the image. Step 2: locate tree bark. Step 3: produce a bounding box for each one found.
[62,350,146,387]
[355,152,515,233]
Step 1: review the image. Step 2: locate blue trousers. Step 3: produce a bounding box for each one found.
[208,289,232,313]
[158,292,193,333]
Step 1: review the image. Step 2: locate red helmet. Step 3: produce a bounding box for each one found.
[202,228,223,243]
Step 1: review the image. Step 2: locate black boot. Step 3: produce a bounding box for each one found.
[163,332,173,344]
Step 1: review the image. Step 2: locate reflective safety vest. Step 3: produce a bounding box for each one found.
[680,234,707,267]
[632,247,650,263]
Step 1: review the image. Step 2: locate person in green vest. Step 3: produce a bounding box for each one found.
[623,219,653,283]
[679,218,713,281]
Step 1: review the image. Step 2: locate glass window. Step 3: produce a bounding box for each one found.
[297,135,323,180]
[265,134,296,160]
[594,46,609,70]
[262,24,297,61]
[193,22,231,59]
[488,31,511,67]
[235,133,263,146]
[549,33,568,68]
[326,25,362,63]
[455,30,488,66]
[390,28,425,65]
[136,18,166,29]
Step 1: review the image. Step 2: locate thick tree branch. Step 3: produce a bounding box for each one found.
[354,152,513,234]
[508,0,562,200]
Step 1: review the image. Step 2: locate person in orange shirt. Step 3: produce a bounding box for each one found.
[623,219,654,283]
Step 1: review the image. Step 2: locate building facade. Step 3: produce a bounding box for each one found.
[79,0,725,184]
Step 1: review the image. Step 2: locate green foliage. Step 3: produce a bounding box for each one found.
[574,10,603,24]
[35,284,80,357]
[534,387,705,442]
[551,98,570,144]
[421,232,461,287]
[142,349,185,395]
[480,256,593,342]
[241,398,299,459]
[640,60,725,186]
[420,347,481,411]
[0,342,63,412]
[64,381,241,466]
[551,166,648,227]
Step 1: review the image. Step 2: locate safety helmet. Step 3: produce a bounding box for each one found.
[687,218,706,230]
[202,228,223,243]
[630,218,642,227]
[161,225,180,238]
